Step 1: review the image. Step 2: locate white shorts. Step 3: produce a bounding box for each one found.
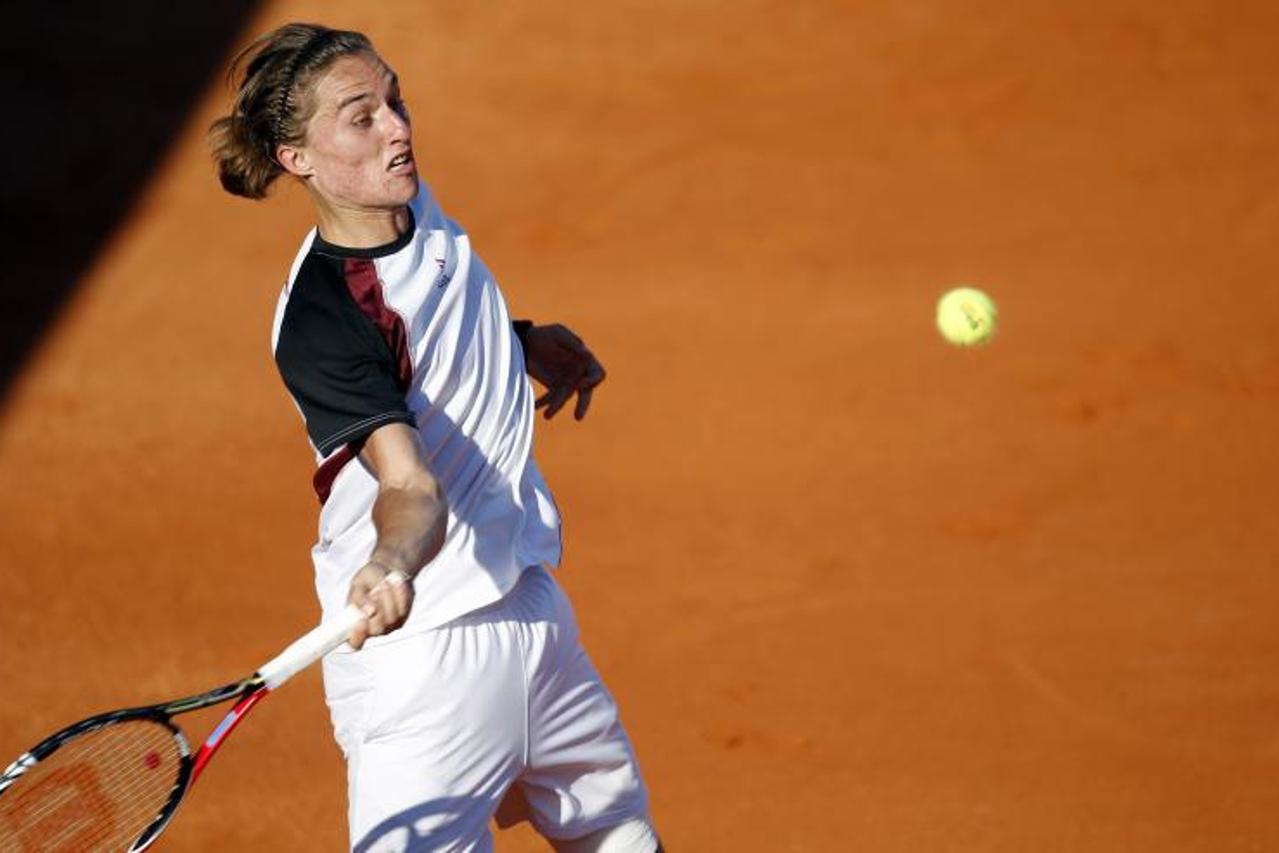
[322,565,651,852]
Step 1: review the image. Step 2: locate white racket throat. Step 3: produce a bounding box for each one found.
[256,604,365,690]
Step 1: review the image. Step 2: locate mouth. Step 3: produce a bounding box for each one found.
[387,151,415,173]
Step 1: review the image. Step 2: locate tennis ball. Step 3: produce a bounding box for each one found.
[936,286,998,346]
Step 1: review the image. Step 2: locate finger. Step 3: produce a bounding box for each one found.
[348,617,370,650]
[355,583,386,633]
[346,573,383,650]
[388,584,413,628]
[348,583,373,615]
[366,572,412,631]
[573,356,604,420]
[375,571,412,626]
[574,385,594,420]
[542,384,574,419]
[363,602,388,639]
[579,356,605,390]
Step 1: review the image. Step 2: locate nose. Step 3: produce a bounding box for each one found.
[384,103,411,140]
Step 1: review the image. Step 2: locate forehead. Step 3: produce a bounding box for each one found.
[310,52,397,107]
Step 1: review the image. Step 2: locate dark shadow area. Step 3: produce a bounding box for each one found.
[0,3,262,402]
[353,795,498,853]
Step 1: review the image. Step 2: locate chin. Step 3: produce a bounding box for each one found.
[380,173,419,207]
[393,174,420,203]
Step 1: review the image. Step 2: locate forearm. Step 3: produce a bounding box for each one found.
[368,481,448,580]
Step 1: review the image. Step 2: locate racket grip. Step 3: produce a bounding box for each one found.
[257,604,365,690]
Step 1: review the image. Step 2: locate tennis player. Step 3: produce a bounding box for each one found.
[209,23,660,852]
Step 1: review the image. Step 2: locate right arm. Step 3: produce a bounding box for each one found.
[346,422,448,649]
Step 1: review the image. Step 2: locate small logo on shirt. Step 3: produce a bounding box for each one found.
[434,257,448,288]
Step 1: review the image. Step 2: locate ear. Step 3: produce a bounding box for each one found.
[276,144,313,178]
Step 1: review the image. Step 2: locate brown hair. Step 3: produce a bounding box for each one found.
[208,23,373,199]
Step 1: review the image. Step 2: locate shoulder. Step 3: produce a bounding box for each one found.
[275,251,377,364]
[284,250,348,311]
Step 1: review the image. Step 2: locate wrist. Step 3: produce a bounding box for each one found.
[367,555,413,581]
[513,319,534,351]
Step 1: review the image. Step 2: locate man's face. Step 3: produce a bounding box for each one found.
[290,52,417,210]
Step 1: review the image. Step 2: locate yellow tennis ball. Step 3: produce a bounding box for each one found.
[936,286,998,347]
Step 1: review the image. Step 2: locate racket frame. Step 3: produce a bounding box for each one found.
[1,604,361,850]
[0,676,265,851]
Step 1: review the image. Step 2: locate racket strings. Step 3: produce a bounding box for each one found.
[0,720,182,852]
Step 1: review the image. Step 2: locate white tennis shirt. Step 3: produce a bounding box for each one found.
[271,182,562,639]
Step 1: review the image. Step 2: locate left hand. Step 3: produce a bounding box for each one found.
[524,323,606,420]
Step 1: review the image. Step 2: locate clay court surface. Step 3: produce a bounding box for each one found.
[2,1,1278,849]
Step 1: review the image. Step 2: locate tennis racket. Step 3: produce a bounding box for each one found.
[0,604,365,852]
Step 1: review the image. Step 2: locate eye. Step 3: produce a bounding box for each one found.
[390,97,410,120]
[352,114,372,127]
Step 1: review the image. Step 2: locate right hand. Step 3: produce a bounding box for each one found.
[346,562,414,650]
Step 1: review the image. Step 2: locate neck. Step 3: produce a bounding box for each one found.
[312,195,412,249]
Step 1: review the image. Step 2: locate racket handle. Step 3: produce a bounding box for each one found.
[257,604,365,690]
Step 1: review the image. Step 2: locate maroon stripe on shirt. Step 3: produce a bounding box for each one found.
[313,445,357,505]
[343,258,413,389]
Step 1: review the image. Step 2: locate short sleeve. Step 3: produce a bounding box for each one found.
[275,259,415,457]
